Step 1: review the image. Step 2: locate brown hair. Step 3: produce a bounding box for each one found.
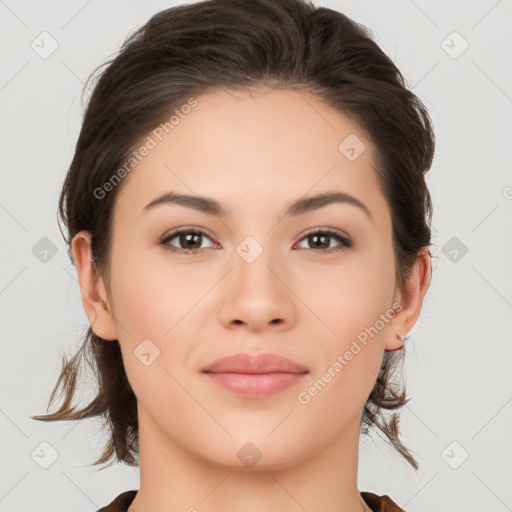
[32,0,435,471]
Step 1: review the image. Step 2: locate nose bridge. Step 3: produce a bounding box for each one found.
[218,232,295,330]
[233,233,282,295]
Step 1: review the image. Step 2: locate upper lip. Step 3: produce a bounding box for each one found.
[201,353,308,374]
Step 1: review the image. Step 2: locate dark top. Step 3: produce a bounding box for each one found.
[96,489,405,511]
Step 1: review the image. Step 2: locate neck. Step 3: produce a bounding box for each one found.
[128,408,371,512]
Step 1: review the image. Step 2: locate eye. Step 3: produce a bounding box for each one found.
[295,228,353,253]
[159,227,218,254]
[159,227,353,255]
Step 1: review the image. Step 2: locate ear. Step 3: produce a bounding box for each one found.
[71,231,118,341]
[386,247,432,351]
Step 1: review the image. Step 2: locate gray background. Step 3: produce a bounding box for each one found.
[1,0,511,511]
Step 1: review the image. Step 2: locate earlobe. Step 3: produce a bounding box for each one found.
[70,231,118,341]
[386,332,407,352]
[386,247,431,351]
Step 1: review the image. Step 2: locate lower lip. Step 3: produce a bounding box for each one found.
[203,372,307,398]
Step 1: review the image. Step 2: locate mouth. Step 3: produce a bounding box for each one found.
[201,352,309,398]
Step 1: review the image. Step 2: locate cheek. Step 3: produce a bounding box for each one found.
[296,252,395,430]
[109,244,207,340]
[108,246,211,398]
[109,249,198,411]
[294,243,396,416]
[298,244,396,344]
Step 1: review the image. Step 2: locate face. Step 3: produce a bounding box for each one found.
[88,87,407,470]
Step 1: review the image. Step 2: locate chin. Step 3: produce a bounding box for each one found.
[194,434,310,472]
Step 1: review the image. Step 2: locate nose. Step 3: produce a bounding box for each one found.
[218,243,297,332]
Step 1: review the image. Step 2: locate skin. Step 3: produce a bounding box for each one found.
[72,87,430,512]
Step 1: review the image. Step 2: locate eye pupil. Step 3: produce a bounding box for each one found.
[310,234,329,249]
[181,233,201,249]
[162,228,349,255]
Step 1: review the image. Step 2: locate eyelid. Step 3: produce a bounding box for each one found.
[299,226,351,240]
[160,225,354,255]
[296,227,353,250]
[159,226,217,248]
[160,225,215,240]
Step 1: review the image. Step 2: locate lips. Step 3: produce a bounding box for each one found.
[201,353,308,398]
[201,352,308,374]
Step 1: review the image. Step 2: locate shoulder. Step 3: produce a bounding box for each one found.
[95,489,402,512]
[361,491,406,512]
[96,490,137,512]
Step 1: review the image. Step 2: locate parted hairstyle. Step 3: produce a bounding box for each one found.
[32,0,435,471]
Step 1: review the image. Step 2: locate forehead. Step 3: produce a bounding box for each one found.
[113,87,387,224]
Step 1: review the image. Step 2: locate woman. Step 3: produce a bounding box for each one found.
[32,0,435,510]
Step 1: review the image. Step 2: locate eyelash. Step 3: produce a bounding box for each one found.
[159,227,353,255]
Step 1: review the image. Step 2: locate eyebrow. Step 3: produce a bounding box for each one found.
[143,191,373,222]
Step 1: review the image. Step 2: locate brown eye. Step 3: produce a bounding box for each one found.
[296,229,353,252]
[160,228,216,254]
